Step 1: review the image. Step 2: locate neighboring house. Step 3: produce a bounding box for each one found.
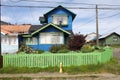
[1,24,31,54]
[85,32,97,43]
[99,32,120,46]
[19,5,76,51]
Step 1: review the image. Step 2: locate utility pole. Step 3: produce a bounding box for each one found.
[96,5,99,47]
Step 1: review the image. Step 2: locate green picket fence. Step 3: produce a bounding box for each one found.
[3,48,112,68]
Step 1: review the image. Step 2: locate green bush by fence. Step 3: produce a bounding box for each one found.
[3,48,112,68]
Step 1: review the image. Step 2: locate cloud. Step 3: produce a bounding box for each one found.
[1,16,13,22]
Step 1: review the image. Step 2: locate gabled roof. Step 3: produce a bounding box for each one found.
[85,32,97,42]
[29,24,47,33]
[22,23,71,37]
[31,23,71,35]
[99,32,120,39]
[44,5,76,20]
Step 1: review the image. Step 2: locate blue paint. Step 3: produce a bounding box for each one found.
[28,44,57,51]
[19,5,76,51]
[47,8,73,30]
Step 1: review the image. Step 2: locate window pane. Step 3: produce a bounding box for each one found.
[40,32,63,44]
[32,37,37,45]
[52,15,68,25]
[113,36,118,42]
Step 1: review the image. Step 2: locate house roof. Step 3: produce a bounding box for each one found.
[22,23,71,37]
[99,32,120,39]
[31,23,71,35]
[30,24,73,34]
[29,24,47,33]
[1,24,31,35]
[44,5,76,20]
[85,32,97,42]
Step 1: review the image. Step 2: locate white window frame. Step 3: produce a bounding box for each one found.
[52,15,68,25]
[113,36,118,42]
[25,37,37,45]
[40,32,64,44]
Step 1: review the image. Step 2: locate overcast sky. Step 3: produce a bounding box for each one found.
[1,0,120,35]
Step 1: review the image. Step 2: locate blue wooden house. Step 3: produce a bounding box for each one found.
[19,5,76,51]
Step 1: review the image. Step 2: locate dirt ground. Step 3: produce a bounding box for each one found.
[0,48,120,80]
[0,73,120,80]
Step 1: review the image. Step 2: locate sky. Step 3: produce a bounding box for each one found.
[1,0,120,35]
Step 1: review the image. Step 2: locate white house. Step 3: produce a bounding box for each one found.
[85,32,97,42]
[1,24,31,54]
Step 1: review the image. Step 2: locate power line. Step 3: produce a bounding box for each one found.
[79,19,95,27]
[1,4,120,10]
[10,0,120,6]
[103,25,120,34]
[99,12,120,19]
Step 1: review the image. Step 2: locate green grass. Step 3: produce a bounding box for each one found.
[0,58,120,74]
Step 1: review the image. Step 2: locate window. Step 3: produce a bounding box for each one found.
[113,36,118,42]
[40,32,63,44]
[25,37,37,45]
[52,15,68,25]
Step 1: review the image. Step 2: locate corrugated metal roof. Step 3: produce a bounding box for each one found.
[1,24,31,35]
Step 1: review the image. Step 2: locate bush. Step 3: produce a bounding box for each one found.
[36,50,44,54]
[49,45,68,53]
[68,34,85,51]
[57,49,69,53]
[94,46,105,52]
[17,42,34,54]
[81,44,94,53]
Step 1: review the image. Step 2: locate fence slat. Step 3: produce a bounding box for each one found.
[3,49,112,68]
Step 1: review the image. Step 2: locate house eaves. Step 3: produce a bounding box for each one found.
[44,5,76,20]
[31,23,71,36]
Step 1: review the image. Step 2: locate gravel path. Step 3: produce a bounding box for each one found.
[0,73,120,80]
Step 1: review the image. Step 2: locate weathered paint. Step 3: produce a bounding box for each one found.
[1,35,18,54]
[1,44,18,54]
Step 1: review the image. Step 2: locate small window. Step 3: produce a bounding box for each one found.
[25,37,37,45]
[52,15,68,25]
[113,36,118,42]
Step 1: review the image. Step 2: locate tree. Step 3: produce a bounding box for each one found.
[68,34,85,51]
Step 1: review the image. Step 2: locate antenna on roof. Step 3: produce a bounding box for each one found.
[59,21,62,27]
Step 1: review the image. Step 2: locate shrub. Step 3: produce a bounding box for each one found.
[94,46,105,52]
[68,34,85,51]
[81,44,94,53]
[49,45,68,53]
[36,50,44,54]
[18,42,34,54]
[57,49,69,53]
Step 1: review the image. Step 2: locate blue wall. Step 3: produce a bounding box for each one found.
[27,26,69,51]
[47,8,73,31]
